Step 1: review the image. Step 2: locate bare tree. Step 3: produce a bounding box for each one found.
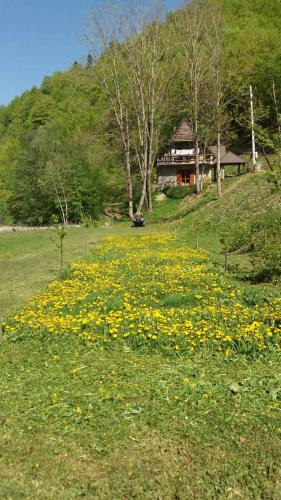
[125,2,174,212]
[175,0,210,194]
[207,0,232,198]
[86,3,134,217]
[46,157,69,225]
[35,129,70,225]
[86,0,173,215]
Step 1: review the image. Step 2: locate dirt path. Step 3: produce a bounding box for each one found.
[0,225,80,234]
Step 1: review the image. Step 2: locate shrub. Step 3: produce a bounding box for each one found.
[164,185,196,199]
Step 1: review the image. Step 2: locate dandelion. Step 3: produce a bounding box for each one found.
[3,233,280,354]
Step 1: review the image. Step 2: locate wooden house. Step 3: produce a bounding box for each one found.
[157,120,245,189]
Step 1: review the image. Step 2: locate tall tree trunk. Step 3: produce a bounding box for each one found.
[272,81,281,146]
[216,129,222,198]
[144,190,149,210]
[195,133,200,194]
[138,117,150,212]
[200,139,207,191]
[146,170,153,212]
[125,150,134,218]
[146,117,153,212]
[138,171,147,212]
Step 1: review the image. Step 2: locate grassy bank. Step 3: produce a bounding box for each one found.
[156,172,281,295]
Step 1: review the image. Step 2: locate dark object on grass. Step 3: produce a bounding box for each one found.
[131,213,145,227]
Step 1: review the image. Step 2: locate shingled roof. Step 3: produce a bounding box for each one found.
[220,151,245,165]
[169,120,193,143]
[209,145,226,159]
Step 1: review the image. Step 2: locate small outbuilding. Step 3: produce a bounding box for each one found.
[219,151,246,177]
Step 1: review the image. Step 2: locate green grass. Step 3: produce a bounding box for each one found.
[1,336,281,499]
[0,227,95,315]
[0,224,147,316]
[0,174,281,498]
[146,197,181,222]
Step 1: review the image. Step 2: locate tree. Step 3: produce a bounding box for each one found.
[175,0,210,194]
[86,4,135,217]
[124,2,174,212]
[86,53,94,68]
[200,0,241,199]
[208,0,228,199]
[86,0,174,215]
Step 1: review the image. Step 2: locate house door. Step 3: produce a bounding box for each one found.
[177,170,190,185]
[177,172,182,185]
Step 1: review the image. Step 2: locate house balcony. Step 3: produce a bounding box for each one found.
[157,153,214,166]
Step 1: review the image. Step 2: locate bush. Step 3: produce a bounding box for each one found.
[164,185,196,199]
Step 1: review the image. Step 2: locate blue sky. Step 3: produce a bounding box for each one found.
[0,0,182,106]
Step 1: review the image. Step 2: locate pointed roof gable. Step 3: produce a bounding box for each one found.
[169,120,193,143]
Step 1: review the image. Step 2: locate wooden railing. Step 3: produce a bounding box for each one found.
[157,153,214,165]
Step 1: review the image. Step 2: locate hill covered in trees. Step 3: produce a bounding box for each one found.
[0,0,280,225]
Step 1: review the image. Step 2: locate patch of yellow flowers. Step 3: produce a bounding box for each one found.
[4,233,281,353]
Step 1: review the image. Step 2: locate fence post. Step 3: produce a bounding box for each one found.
[224,251,228,272]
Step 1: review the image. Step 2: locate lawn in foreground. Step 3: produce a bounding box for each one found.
[1,337,281,498]
[1,232,281,498]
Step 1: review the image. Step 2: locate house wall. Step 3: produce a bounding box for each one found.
[157,165,213,190]
[157,166,178,190]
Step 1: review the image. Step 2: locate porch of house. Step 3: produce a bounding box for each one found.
[157,152,214,166]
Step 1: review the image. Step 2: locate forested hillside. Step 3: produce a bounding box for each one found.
[0,0,280,224]
[0,65,126,224]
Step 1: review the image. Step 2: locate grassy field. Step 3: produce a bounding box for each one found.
[0,175,281,498]
[1,227,281,498]
[0,224,142,316]
[1,336,281,499]
[0,227,95,315]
